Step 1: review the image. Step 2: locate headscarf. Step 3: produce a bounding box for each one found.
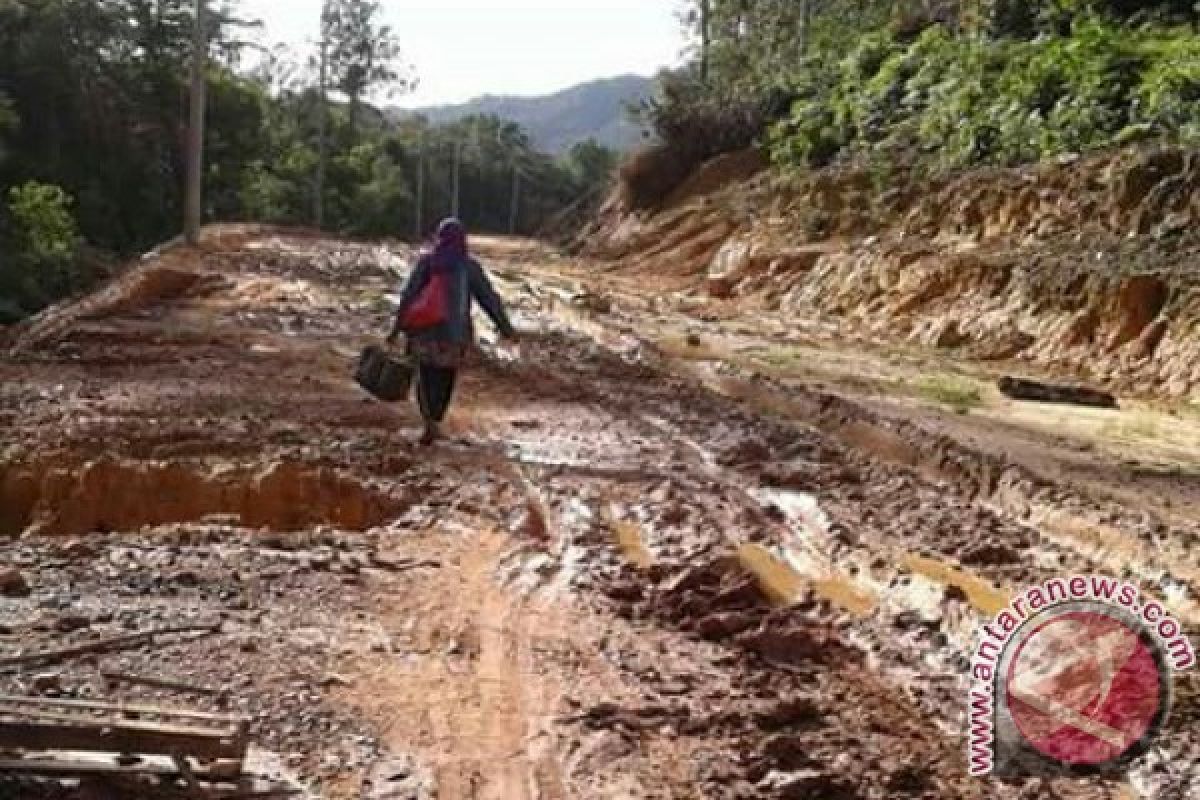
[430,217,468,269]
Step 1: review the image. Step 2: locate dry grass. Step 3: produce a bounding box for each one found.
[915,375,985,414]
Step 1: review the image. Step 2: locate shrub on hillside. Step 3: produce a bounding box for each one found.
[625,70,781,209]
[769,15,1200,174]
[0,182,83,319]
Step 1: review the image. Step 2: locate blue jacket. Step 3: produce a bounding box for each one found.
[397,254,515,345]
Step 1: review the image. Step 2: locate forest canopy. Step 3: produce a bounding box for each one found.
[0,0,617,321]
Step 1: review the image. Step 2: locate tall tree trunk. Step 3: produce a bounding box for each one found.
[414,131,425,239]
[508,161,520,235]
[184,0,207,245]
[700,0,711,83]
[451,139,462,220]
[315,37,329,230]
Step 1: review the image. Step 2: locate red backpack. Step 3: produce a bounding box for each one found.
[400,262,450,330]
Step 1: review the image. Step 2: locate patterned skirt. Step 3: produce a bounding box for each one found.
[408,338,471,369]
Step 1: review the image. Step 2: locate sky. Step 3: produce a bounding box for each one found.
[237,1,688,108]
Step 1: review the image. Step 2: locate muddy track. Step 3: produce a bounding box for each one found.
[0,230,1195,799]
[481,315,1197,798]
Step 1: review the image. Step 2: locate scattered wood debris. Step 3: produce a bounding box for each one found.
[0,694,296,797]
[101,669,227,698]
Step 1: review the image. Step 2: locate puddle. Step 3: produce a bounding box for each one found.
[901,554,1011,616]
[613,519,654,568]
[737,543,876,616]
[738,543,803,605]
[603,504,654,569]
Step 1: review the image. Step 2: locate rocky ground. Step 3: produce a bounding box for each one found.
[0,228,1196,798]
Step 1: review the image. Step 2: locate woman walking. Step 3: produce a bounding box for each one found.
[387,218,518,445]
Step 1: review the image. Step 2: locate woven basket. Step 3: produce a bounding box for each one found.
[355,345,413,402]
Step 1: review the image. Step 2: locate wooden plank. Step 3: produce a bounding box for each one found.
[102,670,224,696]
[175,754,205,798]
[0,694,244,725]
[0,708,242,740]
[0,706,147,728]
[0,755,183,777]
[0,722,245,761]
[0,755,237,778]
[0,705,245,746]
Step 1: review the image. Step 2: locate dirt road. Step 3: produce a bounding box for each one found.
[0,229,1195,798]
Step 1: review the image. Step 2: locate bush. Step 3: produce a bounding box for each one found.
[1137,29,1200,138]
[8,182,79,264]
[770,15,1200,175]
[0,181,82,315]
[339,144,413,237]
[627,69,781,208]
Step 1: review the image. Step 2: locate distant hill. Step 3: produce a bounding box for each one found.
[399,74,655,155]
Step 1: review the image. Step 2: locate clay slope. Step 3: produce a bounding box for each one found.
[585,144,1200,399]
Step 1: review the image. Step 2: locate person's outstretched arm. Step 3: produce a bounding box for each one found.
[387,257,432,342]
[467,259,516,339]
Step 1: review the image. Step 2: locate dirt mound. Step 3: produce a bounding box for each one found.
[664,147,767,209]
[616,143,698,213]
[8,253,213,356]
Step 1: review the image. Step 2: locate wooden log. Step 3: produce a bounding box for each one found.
[997,376,1118,409]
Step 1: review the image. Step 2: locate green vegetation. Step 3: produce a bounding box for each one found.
[0,182,85,321]
[0,1,618,320]
[771,15,1200,171]
[915,375,985,414]
[653,2,1200,180]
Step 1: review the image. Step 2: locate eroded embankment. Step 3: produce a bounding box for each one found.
[585,144,1200,399]
[0,457,407,538]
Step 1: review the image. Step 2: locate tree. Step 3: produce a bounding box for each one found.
[184,0,208,244]
[0,0,595,319]
[1,181,83,317]
[313,0,410,227]
[567,139,618,193]
[323,0,410,131]
[0,92,17,167]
